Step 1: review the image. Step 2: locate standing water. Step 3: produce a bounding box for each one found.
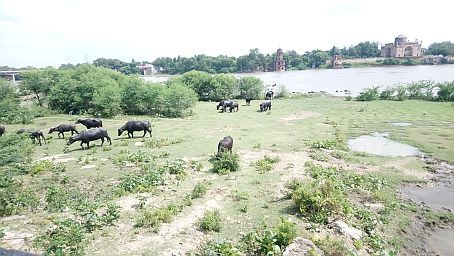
[347,132,420,157]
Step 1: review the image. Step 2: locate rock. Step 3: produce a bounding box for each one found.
[333,220,363,240]
[364,202,385,212]
[283,237,324,256]
[134,142,144,147]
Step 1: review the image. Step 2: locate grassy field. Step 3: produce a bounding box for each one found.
[1,97,453,255]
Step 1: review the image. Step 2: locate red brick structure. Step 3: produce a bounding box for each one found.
[274,48,286,71]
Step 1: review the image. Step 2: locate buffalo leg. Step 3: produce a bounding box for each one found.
[142,130,146,137]
[42,135,46,144]
[86,141,90,149]
[106,136,112,145]
[101,137,105,146]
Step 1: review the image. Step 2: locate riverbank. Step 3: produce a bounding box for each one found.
[1,97,453,255]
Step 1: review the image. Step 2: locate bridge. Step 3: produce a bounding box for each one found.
[0,70,21,82]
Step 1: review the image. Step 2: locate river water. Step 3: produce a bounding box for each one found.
[143,65,454,96]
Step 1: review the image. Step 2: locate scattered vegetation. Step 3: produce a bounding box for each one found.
[254,155,280,173]
[212,152,240,174]
[144,137,183,148]
[197,209,222,232]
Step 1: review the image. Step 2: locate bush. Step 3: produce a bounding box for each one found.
[395,85,408,101]
[380,86,395,100]
[437,81,454,101]
[135,203,184,230]
[33,219,86,256]
[212,152,240,174]
[254,155,280,173]
[273,218,298,249]
[197,209,222,232]
[274,85,289,99]
[356,86,379,101]
[197,241,242,256]
[0,134,34,166]
[191,181,210,199]
[238,76,264,99]
[292,178,352,223]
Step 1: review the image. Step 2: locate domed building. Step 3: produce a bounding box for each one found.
[380,35,422,58]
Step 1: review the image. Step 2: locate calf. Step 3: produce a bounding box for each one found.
[49,124,79,139]
[260,100,272,112]
[67,128,111,149]
[75,118,103,129]
[0,125,5,137]
[118,121,152,138]
[229,102,239,112]
[17,128,46,146]
[217,136,233,155]
[265,91,274,100]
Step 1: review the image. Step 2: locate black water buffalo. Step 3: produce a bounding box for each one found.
[17,129,46,146]
[265,91,274,99]
[245,97,252,106]
[217,136,233,155]
[216,100,226,110]
[118,121,152,138]
[222,100,234,113]
[48,124,79,138]
[67,128,111,149]
[75,118,103,129]
[0,125,4,137]
[260,100,272,112]
[229,102,239,112]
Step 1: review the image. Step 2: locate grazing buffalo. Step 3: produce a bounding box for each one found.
[118,121,152,138]
[265,91,274,100]
[216,100,226,110]
[48,124,79,139]
[221,100,234,113]
[260,100,272,112]
[67,128,111,149]
[217,136,233,155]
[229,102,239,112]
[75,118,103,129]
[0,125,5,137]
[245,97,252,106]
[17,129,46,146]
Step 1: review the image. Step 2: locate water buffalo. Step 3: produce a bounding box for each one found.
[48,124,79,139]
[0,125,5,137]
[245,97,252,106]
[222,100,234,113]
[67,128,111,149]
[17,129,46,146]
[260,100,272,112]
[75,118,103,129]
[118,121,152,138]
[229,102,239,112]
[217,136,233,155]
[265,91,274,99]
[216,100,226,110]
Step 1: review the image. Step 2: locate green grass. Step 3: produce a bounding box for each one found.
[1,97,453,255]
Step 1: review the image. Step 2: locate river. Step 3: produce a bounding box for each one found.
[142,65,454,96]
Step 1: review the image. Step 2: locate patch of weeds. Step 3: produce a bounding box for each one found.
[197,209,222,232]
[134,195,147,210]
[0,134,34,165]
[191,180,210,199]
[33,218,86,255]
[135,203,184,231]
[424,210,454,227]
[145,137,183,148]
[254,155,280,173]
[114,150,154,165]
[46,184,69,212]
[308,150,329,162]
[195,240,242,256]
[0,174,39,216]
[117,163,166,194]
[102,146,112,151]
[157,151,170,158]
[231,191,249,201]
[331,150,349,160]
[239,204,248,213]
[189,160,203,172]
[30,160,65,175]
[161,159,186,179]
[253,142,261,149]
[212,152,240,174]
[312,235,350,256]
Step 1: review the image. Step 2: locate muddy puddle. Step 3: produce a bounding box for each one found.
[347,132,420,157]
[400,186,454,211]
[428,229,454,256]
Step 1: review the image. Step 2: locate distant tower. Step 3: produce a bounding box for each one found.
[274,48,286,71]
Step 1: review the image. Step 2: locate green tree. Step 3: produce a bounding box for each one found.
[427,41,454,56]
[211,74,237,100]
[20,70,52,106]
[238,76,264,99]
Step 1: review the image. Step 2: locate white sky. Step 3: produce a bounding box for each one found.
[0,0,453,68]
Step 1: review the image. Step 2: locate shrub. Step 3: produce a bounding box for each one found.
[197,241,242,256]
[313,236,350,256]
[33,219,86,256]
[238,76,265,99]
[292,179,352,223]
[254,155,280,173]
[135,203,183,231]
[0,134,34,166]
[274,85,289,99]
[197,209,222,232]
[273,218,298,249]
[212,152,240,174]
[380,86,395,100]
[356,86,379,101]
[191,181,210,199]
[395,85,408,101]
[437,81,454,101]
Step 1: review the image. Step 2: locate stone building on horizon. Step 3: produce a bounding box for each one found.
[274,48,286,71]
[380,35,422,58]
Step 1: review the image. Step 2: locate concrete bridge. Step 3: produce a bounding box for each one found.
[0,70,21,82]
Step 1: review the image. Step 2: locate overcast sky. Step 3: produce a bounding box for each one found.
[0,0,452,68]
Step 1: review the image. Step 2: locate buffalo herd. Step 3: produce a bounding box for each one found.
[1,89,276,155]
